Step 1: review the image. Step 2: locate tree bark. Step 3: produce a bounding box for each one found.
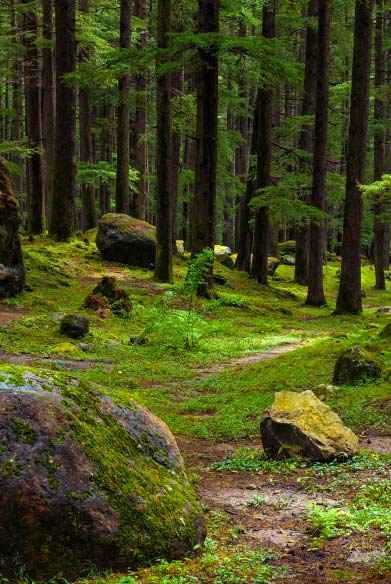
[23,0,45,234]
[42,0,55,230]
[132,0,148,220]
[335,0,374,314]
[79,0,96,231]
[50,0,77,240]
[191,0,219,293]
[373,0,386,289]
[115,0,131,214]
[154,0,173,282]
[250,3,275,284]
[305,0,331,306]
[295,0,318,285]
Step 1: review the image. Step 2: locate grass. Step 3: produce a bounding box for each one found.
[3,236,391,582]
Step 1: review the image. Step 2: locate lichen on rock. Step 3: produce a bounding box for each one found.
[333,346,382,385]
[261,390,359,461]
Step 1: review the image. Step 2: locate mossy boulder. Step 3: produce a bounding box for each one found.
[261,390,358,461]
[50,342,83,356]
[0,365,206,581]
[214,245,234,269]
[332,346,382,385]
[96,213,156,267]
[0,158,25,297]
[280,255,295,266]
[60,314,90,339]
[267,257,280,276]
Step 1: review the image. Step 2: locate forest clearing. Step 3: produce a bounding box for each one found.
[2,0,391,581]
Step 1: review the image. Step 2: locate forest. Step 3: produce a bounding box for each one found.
[2,0,391,582]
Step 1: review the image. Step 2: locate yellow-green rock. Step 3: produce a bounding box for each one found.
[261,390,359,461]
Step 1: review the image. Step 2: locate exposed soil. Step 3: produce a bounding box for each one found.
[0,303,30,325]
[177,435,389,584]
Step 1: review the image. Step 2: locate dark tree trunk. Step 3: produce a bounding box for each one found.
[50,0,76,240]
[171,67,183,245]
[10,0,23,195]
[191,0,219,293]
[154,0,173,282]
[132,0,148,220]
[115,0,131,213]
[295,0,318,285]
[23,0,45,234]
[42,0,55,229]
[305,0,331,306]
[373,0,386,289]
[336,0,374,314]
[250,4,275,285]
[223,109,235,248]
[236,92,257,273]
[79,0,96,231]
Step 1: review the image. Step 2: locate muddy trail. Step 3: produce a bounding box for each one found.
[177,435,390,584]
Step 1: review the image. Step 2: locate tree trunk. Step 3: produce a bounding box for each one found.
[305,0,331,306]
[171,67,183,245]
[295,0,318,285]
[50,0,77,240]
[23,0,45,234]
[191,0,219,294]
[42,0,55,230]
[373,0,386,289]
[79,0,96,231]
[250,3,275,285]
[132,0,148,220]
[236,92,257,273]
[335,0,374,314]
[154,0,173,282]
[115,0,131,213]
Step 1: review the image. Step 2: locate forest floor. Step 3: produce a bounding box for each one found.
[3,235,391,583]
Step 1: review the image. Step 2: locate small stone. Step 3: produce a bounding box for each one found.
[129,335,148,346]
[60,315,90,339]
[78,343,89,352]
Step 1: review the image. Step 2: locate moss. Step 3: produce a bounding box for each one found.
[1,459,22,476]
[12,418,39,445]
[41,451,61,490]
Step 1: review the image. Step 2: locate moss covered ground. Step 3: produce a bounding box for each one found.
[3,236,391,583]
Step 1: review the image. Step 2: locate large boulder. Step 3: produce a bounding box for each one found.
[261,390,359,461]
[333,346,382,385]
[0,365,206,580]
[0,158,25,297]
[96,213,156,267]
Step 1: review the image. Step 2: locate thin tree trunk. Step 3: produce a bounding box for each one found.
[50,0,76,240]
[305,0,331,306]
[295,0,318,285]
[23,0,45,234]
[191,0,219,294]
[373,0,386,289]
[250,3,275,285]
[115,0,131,213]
[132,0,148,219]
[79,0,96,231]
[336,0,374,314]
[171,67,182,245]
[154,0,173,282]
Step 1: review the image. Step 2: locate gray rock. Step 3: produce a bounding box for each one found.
[0,365,206,580]
[268,258,280,276]
[333,346,382,385]
[96,213,156,268]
